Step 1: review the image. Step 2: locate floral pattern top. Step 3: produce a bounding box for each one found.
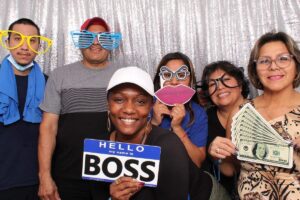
[238,105,300,200]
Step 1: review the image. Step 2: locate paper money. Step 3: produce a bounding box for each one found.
[231,103,293,169]
[238,139,293,168]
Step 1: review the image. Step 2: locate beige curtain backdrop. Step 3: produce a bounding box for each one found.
[0,0,299,82]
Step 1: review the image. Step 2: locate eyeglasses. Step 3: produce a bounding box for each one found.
[71,30,122,50]
[0,30,52,54]
[196,73,240,96]
[159,65,190,81]
[255,54,294,70]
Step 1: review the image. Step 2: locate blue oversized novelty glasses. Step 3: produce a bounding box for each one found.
[71,30,122,50]
[159,65,190,81]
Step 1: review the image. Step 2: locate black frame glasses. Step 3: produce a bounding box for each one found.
[196,73,240,96]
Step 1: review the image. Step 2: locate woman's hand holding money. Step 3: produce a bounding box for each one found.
[208,136,237,159]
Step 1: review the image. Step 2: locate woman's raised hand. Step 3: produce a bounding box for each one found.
[151,101,170,126]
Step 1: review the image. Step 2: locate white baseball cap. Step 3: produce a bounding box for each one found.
[107,66,154,96]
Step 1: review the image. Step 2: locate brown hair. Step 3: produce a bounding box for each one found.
[247,31,300,89]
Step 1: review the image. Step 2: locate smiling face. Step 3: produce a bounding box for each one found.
[81,24,110,68]
[208,69,243,108]
[7,24,39,66]
[108,83,153,141]
[256,41,297,93]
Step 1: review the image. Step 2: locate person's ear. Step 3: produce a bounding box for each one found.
[5,39,9,47]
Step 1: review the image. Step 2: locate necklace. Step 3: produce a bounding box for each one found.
[112,122,152,145]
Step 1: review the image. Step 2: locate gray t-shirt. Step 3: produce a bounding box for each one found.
[39,61,119,180]
[40,61,118,114]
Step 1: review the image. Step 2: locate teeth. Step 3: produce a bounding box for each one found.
[268,75,283,80]
[121,118,136,123]
[218,92,229,98]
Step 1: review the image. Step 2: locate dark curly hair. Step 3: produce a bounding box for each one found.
[200,61,250,105]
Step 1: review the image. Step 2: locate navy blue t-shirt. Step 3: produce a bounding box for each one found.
[0,75,39,190]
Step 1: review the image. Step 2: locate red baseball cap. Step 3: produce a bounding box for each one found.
[80,17,110,31]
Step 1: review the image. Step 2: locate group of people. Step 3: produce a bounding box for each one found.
[0,16,299,200]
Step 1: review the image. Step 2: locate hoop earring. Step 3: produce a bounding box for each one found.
[107,111,111,132]
[147,113,152,122]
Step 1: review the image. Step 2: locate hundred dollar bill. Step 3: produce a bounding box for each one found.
[237,139,293,169]
[232,116,280,147]
[233,105,283,140]
[234,127,282,148]
[233,114,279,138]
[231,103,293,168]
[233,120,279,141]
[234,120,286,143]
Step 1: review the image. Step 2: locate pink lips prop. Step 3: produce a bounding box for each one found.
[155,84,196,106]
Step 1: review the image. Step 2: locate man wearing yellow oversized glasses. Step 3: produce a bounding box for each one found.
[0,18,51,200]
[0,30,52,55]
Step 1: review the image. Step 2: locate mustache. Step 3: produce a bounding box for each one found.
[17,52,32,56]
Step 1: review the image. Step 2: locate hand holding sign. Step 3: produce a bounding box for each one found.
[82,139,161,187]
[110,176,144,199]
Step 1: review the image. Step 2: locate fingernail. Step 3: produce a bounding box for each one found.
[139,182,145,186]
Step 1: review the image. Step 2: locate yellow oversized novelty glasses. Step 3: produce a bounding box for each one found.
[0,30,52,54]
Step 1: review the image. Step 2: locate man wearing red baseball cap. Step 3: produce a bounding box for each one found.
[80,17,110,32]
[38,17,121,200]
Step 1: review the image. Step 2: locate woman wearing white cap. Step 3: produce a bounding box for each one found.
[105,66,212,200]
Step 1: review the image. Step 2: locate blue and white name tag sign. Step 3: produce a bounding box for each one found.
[82,139,161,187]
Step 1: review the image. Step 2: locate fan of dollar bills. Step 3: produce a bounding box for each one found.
[231,103,293,169]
